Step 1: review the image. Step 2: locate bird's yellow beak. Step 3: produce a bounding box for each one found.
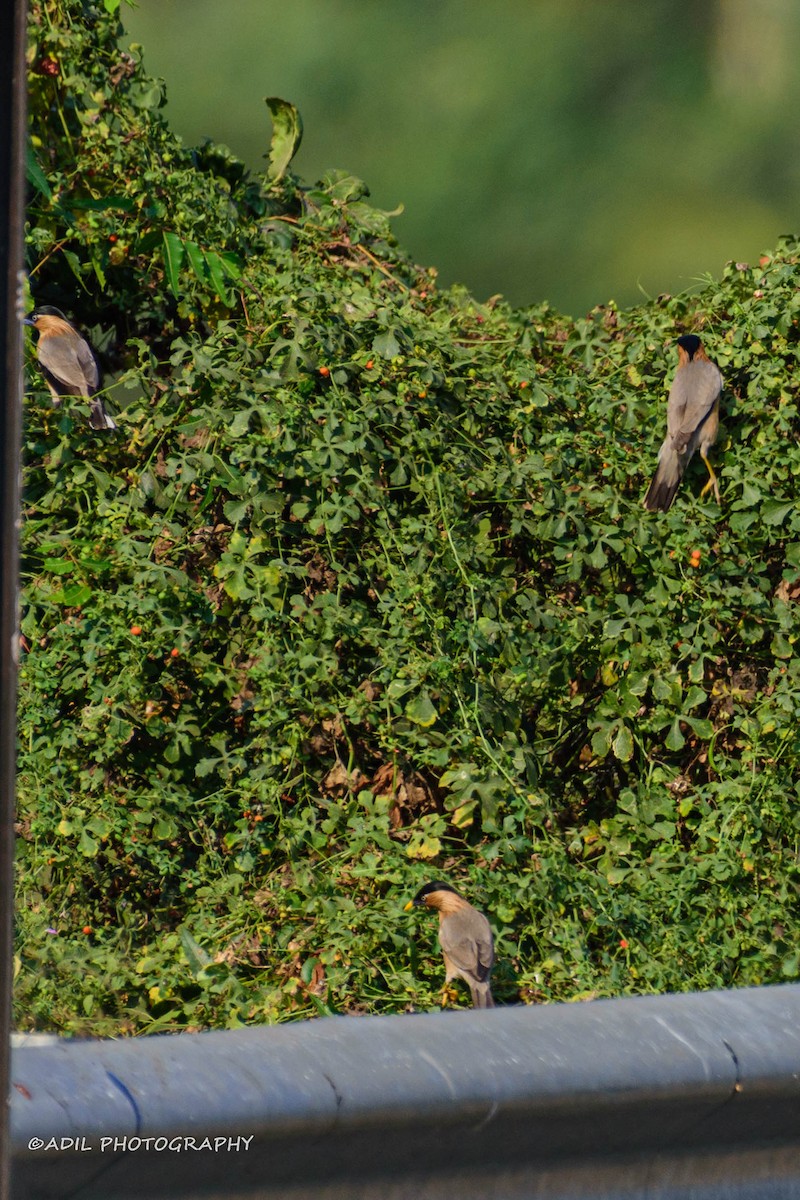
[404,900,415,912]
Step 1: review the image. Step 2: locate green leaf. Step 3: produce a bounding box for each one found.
[404,691,438,727]
[26,150,52,200]
[405,814,445,859]
[601,660,618,686]
[603,618,627,638]
[450,800,477,829]
[43,557,73,575]
[205,251,235,305]
[688,657,706,684]
[63,249,90,292]
[228,409,252,438]
[184,239,208,286]
[591,724,614,758]
[265,97,304,181]
[762,498,794,526]
[372,329,401,359]
[607,866,630,885]
[627,671,650,696]
[129,82,164,110]
[217,251,243,282]
[78,830,99,858]
[68,196,134,212]
[179,926,211,973]
[665,718,685,751]
[588,541,607,570]
[684,717,714,740]
[91,255,107,289]
[612,724,634,762]
[50,582,92,606]
[162,231,186,298]
[781,952,800,978]
[772,632,793,659]
[300,957,316,984]
[223,498,250,522]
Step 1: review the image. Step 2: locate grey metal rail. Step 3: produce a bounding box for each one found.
[10,983,800,1199]
[0,0,27,1196]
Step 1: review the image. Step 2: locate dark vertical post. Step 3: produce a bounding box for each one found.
[0,0,27,1196]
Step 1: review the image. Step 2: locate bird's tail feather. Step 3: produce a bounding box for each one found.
[90,401,117,431]
[643,447,683,512]
[470,983,495,1009]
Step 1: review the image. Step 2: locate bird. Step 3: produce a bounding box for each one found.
[405,881,495,1009]
[23,306,117,430]
[643,333,722,512]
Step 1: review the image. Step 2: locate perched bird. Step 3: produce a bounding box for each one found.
[23,306,117,430]
[405,881,495,1009]
[643,333,722,512]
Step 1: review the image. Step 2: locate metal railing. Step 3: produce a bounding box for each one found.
[11,983,800,1199]
[0,0,27,1197]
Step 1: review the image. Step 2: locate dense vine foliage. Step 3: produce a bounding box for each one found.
[16,0,800,1032]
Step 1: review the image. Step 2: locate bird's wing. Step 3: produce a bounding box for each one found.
[38,333,99,396]
[440,910,494,984]
[75,337,100,393]
[666,361,721,445]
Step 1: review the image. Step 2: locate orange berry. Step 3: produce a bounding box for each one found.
[318,366,330,377]
[82,925,92,935]
[170,647,180,658]
[519,381,529,389]
[365,360,374,369]
[130,625,142,636]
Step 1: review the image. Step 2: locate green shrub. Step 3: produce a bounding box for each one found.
[16,0,800,1033]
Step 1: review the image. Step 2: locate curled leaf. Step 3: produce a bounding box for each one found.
[265,97,303,182]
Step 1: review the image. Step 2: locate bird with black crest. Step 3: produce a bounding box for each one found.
[405,881,495,1009]
[643,333,722,512]
[23,306,117,431]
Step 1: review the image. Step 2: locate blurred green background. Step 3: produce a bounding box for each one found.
[122,0,800,315]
